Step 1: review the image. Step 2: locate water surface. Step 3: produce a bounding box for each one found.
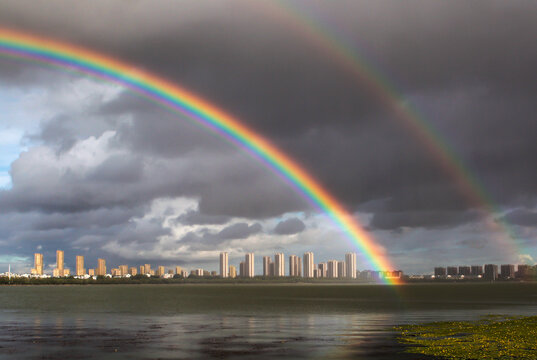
[1,283,536,359]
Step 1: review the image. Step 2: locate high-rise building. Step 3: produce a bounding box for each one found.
[195,268,204,276]
[32,253,43,275]
[229,265,237,278]
[447,266,458,276]
[434,267,447,276]
[220,252,229,278]
[144,264,151,275]
[303,252,314,278]
[318,263,328,278]
[289,255,300,277]
[345,253,356,279]
[175,266,182,275]
[97,258,106,276]
[263,256,272,277]
[484,264,498,281]
[76,255,85,276]
[88,269,95,276]
[471,265,483,276]
[297,257,302,277]
[500,264,515,279]
[274,253,285,277]
[517,264,531,279]
[129,267,137,276]
[55,250,64,277]
[156,266,165,277]
[111,268,120,276]
[119,265,128,277]
[327,260,338,278]
[140,265,146,275]
[245,253,255,278]
[337,261,346,278]
[239,261,245,277]
[458,266,471,276]
[269,262,275,277]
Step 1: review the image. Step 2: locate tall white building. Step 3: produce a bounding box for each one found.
[274,253,285,277]
[220,252,229,278]
[263,256,272,277]
[327,260,338,278]
[245,253,255,278]
[303,252,314,278]
[289,255,299,277]
[345,253,357,279]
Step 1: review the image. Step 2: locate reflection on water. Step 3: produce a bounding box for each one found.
[2,309,536,359]
[0,284,535,359]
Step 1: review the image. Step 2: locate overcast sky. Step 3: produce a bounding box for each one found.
[0,0,535,274]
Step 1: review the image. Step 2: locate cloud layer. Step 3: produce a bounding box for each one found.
[0,0,535,273]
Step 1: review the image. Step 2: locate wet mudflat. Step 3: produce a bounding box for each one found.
[0,283,535,359]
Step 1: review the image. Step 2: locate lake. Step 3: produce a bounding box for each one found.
[1,283,536,359]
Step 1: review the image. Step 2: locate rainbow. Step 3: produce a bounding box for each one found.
[0,27,399,283]
[265,1,520,256]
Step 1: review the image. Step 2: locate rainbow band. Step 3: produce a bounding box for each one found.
[0,28,397,283]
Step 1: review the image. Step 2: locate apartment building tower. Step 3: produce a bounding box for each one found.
[32,253,44,275]
[303,252,314,278]
[96,258,106,276]
[76,255,85,276]
[245,253,255,278]
[263,256,272,277]
[345,253,356,279]
[274,253,285,277]
[327,260,338,278]
[220,252,229,278]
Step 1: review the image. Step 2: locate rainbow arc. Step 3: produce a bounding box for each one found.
[0,27,399,283]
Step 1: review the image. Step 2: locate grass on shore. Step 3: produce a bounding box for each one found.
[395,315,537,359]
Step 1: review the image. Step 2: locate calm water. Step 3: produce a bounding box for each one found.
[0,283,536,359]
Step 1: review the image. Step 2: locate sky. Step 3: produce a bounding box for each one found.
[0,0,536,274]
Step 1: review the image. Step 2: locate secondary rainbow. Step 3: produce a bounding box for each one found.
[0,27,398,283]
[264,1,521,255]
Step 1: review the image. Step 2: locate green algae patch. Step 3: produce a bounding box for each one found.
[395,315,537,359]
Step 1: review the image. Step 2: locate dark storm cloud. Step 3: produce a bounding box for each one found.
[1,0,535,219]
[498,209,537,227]
[273,218,305,235]
[178,222,262,251]
[369,209,484,231]
[217,222,262,240]
[174,209,230,226]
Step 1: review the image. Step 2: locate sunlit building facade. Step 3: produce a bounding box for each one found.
[76,255,85,276]
[32,253,43,275]
[97,258,106,276]
[245,253,255,278]
[229,265,237,278]
[327,260,338,278]
[303,252,314,278]
[274,253,285,277]
[220,252,229,278]
[345,253,356,279]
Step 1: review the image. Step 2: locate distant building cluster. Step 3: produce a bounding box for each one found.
[18,250,403,280]
[433,264,537,281]
[27,250,189,279]
[220,251,403,280]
